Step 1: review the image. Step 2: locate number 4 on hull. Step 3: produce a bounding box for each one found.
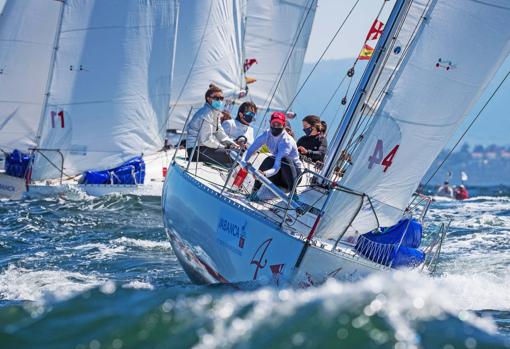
[368,139,399,172]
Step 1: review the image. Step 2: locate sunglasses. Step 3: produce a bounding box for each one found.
[211,96,224,101]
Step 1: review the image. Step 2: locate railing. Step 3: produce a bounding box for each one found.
[29,148,65,185]
[171,110,446,272]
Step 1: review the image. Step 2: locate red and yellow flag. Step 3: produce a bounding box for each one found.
[245,76,257,84]
[358,44,374,60]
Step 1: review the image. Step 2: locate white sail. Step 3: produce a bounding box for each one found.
[167,0,246,131]
[0,0,62,153]
[243,0,317,113]
[32,0,178,180]
[318,0,510,240]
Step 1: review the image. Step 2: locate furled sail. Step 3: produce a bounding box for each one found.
[0,0,62,153]
[32,0,178,180]
[243,0,317,113]
[167,0,246,132]
[318,0,510,241]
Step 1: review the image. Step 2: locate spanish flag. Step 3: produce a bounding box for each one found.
[358,44,374,60]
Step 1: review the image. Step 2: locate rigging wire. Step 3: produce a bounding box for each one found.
[284,0,362,114]
[160,1,215,136]
[337,0,433,176]
[255,0,317,136]
[315,0,388,128]
[421,69,510,188]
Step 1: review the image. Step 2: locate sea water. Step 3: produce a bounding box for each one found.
[0,189,509,349]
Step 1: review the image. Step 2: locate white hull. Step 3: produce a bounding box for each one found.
[27,181,164,198]
[0,173,26,200]
[162,163,386,286]
[26,151,170,198]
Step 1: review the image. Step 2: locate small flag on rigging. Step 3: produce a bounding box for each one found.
[244,58,258,72]
[358,44,374,60]
[245,76,257,84]
[366,19,384,41]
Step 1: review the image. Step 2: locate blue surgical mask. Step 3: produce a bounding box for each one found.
[211,100,224,110]
[303,127,312,136]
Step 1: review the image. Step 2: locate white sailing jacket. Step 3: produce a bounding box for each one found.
[186,103,233,149]
[222,119,254,145]
[242,129,303,177]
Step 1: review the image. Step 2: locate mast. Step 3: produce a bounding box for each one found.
[323,0,411,178]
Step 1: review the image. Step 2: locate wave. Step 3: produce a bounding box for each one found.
[0,271,508,349]
[112,237,171,250]
[0,265,104,303]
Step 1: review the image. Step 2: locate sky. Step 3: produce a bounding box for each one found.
[300,0,510,146]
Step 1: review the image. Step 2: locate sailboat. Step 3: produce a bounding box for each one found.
[0,0,63,199]
[1,0,179,198]
[162,0,510,285]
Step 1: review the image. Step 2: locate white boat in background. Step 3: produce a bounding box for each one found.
[162,0,510,286]
[1,0,179,198]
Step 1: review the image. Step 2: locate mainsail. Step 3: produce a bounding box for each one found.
[167,0,246,132]
[0,0,62,153]
[32,0,178,180]
[243,0,317,113]
[317,0,510,240]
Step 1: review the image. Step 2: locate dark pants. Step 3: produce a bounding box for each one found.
[186,147,233,167]
[254,156,301,193]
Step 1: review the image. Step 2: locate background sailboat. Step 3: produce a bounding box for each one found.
[27,0,179,197]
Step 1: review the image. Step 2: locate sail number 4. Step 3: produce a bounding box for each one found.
[368,139,399,172]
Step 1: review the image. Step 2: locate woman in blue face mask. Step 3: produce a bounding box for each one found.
[185,84,239,167]
[297,115,328,165]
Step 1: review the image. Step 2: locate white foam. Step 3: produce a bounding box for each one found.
[112,237,171,250]
[189,271,502,349]
[122,280,155,290]
[0,264,104,303]
[73,243,126,259]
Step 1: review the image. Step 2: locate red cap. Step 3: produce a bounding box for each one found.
[270,112,286,126]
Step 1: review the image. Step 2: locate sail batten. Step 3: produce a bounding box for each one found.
[318,0,510,240]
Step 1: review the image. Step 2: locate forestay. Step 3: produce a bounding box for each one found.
[0,0,62,153]
[317,0,510,241]
[167,0,246,132]
[32,0,178,180]
[243,0,317,113]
